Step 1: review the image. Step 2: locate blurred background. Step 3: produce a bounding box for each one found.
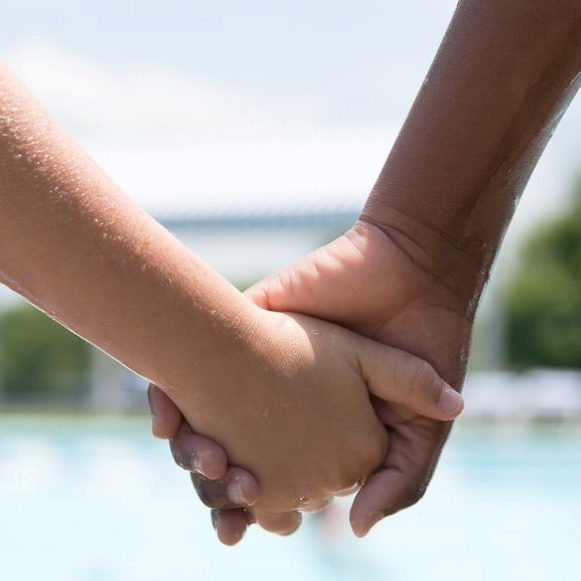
[1,1,580,580]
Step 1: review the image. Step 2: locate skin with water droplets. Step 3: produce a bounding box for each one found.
[189,0,581,541]
[0,59,401,533]
[364,3,581,312]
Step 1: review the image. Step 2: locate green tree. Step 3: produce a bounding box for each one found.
[505,180,581,368]
[0,304,89,400]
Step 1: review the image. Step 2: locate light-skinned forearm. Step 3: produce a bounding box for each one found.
[362,0,581,309]
[0,62,257,400]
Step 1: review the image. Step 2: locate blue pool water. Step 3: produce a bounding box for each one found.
[1,417,580,581]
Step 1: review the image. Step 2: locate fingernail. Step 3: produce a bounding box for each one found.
[228,481,251,506]
[352,512,382,538]
[211,511,219,531]
[147,388,159,434]
[147,385,155,412]
[438,387,464,416]
[191,450,217,479]
[191,453,204,474]
[151,415,160,436]
[172,449,187,470]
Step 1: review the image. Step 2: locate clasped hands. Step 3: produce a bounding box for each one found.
[149,221,472,545]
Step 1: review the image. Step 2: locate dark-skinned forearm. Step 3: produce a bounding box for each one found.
[362,0,581,310]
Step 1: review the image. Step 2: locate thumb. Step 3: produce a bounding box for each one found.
[245,258,319,314]
[357,341,464,421]
[244,274,286,310]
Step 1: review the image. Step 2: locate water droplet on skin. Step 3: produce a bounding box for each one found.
[294,496,309,505]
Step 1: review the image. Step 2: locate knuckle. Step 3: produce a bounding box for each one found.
[335,428,388,493]
[170,441,188,469]
[191,473,227,509]
[335,463,367,495]
[337,474,360,495]
[324,466,359,496]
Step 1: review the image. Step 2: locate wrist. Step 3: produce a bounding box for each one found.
[356,208,492,317]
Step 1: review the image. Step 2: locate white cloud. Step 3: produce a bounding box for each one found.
[5,42,396,215]
[4,40,579,235]
[6,42,311,139]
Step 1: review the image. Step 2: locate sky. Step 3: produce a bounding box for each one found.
[1,0,580,265]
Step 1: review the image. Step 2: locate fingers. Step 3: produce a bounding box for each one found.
[169,422,261,547]
[169,422,229,480]
[211,509,254,546]
[148,366,302,544]
[349,418,450,537]
[350,468,415,538]
[252,509,303,536]
[147,383,182,439]
[358,344,464,421]
[244,280,272,309]
[194,469,302,541]
[209,498,303,544]
[191,466,259,509]
[149,385,230,480]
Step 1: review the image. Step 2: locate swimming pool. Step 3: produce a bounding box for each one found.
[1,417,580,581]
